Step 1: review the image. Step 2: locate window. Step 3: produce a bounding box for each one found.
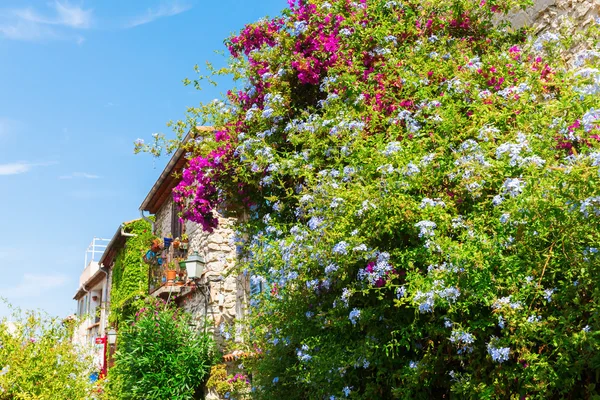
[171,201,183,239]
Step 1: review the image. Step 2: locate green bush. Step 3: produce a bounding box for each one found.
[109,219,154,327]
[0,303,98,400]
[106,298,217,400]
[141,0,600,398]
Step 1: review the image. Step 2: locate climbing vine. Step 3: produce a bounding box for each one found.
[109,219,154,326]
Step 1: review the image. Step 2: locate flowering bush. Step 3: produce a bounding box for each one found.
[141,0,600,397]
[105,298,217,399]
[0,303,98,399]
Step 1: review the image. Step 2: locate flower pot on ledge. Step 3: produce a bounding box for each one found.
[166,270,177,286]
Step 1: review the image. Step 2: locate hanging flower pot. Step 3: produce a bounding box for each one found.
[164,237,173,249]
[173,238,181,249]
[151,238,162,253]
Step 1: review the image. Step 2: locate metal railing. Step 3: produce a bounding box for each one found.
[84,237,110,268]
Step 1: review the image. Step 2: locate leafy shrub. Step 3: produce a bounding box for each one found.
[141,0,600,398]
[106,298,217,400]
[0,303,97,399]
[109,219,154,327]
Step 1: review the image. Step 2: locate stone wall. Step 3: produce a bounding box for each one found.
[153,199,249,349]
[507,0,599,32]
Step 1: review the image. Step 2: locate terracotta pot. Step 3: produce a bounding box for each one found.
[166,270,177,285]
[173,240,181,249]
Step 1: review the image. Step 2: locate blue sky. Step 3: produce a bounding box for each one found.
[0,0,285,318]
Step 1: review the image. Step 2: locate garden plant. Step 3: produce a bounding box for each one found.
[0,303,98,400]
[139,0,600,398]
[105,297,217,400]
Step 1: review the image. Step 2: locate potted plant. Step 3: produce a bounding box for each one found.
[180,233,189,250]
[173,237,181,250]
[151,238,162,253]
[164,234,173,249]
[165,261,177,286]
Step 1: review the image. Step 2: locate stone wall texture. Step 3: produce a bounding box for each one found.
[153,200,248,349]
[507,0,599,32]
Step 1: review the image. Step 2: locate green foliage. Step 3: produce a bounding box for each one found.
[109,219,153,326]
[0,303,98,400]
[206,364,251,399]
[141,0,600,398]
[106,297,217,400]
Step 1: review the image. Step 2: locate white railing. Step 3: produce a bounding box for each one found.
[84,237,110,268]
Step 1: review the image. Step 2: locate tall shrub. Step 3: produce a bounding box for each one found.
[0,304,98,399]
[106,298,217,400]
[140,0,600,397]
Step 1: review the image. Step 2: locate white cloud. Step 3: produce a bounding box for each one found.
[0,161,57,176]
[0,273,68,299]
[59,172,101,180]
[126,2,191,28]
[0,1,92,42]
[0,162,32,176]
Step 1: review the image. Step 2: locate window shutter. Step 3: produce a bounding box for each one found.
[171,201,182,238]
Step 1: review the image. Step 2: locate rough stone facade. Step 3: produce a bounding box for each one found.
[153,198,248,349]
[507,0,599,32]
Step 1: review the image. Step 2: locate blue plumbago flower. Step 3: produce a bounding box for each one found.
[349,308,361,325]
[450,330,475,354]
[579,196,600,217]
[583,325,591,332]
[439,287,460,302]
[525,276,534,284]
[487,339,510,363]
[409,361,419,369]
[420,153,436,166]
[492,195,504,206]
[383,141,402,156]
[582,108,600,132]
[405,162,420,176]
[492,296,522,310]
[363,359,370,368]
[305,311,314,319]
[420,198,446,208]
[533,32,560,51]
[527,315,542,323]
[543,288,556,303]
[498,315,505,329]
[0,365,9,376]
[503,178,526,197]
[293,20,308,35]
[307,216,324,231]
[273,377,279,384]
[396,286,406,299]
[333,241,349,255]
[414,290,435,313]
[330,197,344,208]
[384,34,397,44]
[353,244,368,252]
[415,220,437,238]
[343,386,352,397]
[499,213,510,224]
[356,200,377,217]
[296,344,312,362]
[341,288,351,307]
[325,263,339,275]
[444,319,453,328]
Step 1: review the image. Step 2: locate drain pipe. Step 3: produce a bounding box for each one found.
[140,210,156,234]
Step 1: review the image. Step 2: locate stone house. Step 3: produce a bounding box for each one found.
[138,127,250,349]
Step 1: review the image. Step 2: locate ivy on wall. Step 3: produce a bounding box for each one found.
[109,219,154,326]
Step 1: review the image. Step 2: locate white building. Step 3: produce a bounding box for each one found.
[72,237,110,371]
